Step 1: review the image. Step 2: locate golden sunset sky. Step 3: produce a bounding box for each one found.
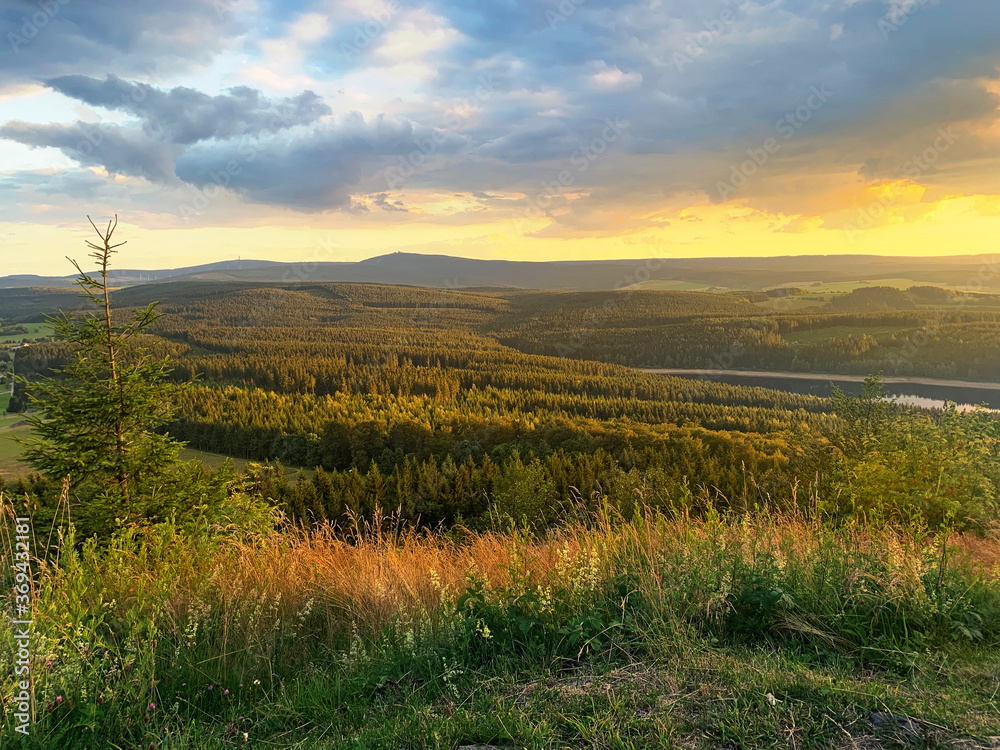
[2,0,999,274]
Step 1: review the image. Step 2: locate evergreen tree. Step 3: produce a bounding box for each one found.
[19,216,186,528]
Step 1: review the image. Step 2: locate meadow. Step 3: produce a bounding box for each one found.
[0,323,52,345]
[3,498,1000,749]
[0,411,30,477]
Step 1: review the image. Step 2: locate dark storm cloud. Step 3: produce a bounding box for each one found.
[44,76,331,144]
[174,113,469,210]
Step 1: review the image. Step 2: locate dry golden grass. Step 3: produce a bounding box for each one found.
[116,508,998,644]
[7,491,998,658]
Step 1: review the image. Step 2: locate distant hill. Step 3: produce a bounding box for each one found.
[0,259,283,289]
[155,252,1000,291]
[1,252,997,303]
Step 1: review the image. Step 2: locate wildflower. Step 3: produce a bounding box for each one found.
[223,689,230,696]
[55,696,63,704]
[97,694,105,705]
[253,679,260,686]
[207,685,214,691]
[45,660,52,669]
[148,702,156,712]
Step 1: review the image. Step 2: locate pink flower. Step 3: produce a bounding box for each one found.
[55,696,63,703]
[148,702,156,712]
[223,689,230,696]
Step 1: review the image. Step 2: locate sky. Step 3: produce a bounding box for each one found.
[1,0,1000,274]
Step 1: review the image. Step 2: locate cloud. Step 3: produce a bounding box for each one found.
[3,0,1000,232]
[0,0,248,91]
[588,63,642,91]
[174,113,469,210]
[370,192,409,211]
[44,75,331,144]
[0,121,178,182]
[477,123,582,163]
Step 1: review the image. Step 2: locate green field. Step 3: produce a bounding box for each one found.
[622,279,713,291]
[0,322,52,344]
[0,410,31,476]
[769,277,1000,294]
[627,277,1000,299]
[2,436,312,479]
[177,447,313,478]
[753,296,827,311]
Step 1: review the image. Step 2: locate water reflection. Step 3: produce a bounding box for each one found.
[891,394,996,413]
[676,373,1000,412]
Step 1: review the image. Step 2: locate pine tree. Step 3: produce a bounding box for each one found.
[19,216,186,526]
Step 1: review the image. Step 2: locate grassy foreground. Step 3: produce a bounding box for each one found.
[2,501,999,749]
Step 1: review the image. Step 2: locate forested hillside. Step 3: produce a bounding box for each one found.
[9,280,999,530]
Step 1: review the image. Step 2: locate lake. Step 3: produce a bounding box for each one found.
[643,369,1000,412]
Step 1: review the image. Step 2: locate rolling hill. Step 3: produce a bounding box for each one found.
[3,252,998,295]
